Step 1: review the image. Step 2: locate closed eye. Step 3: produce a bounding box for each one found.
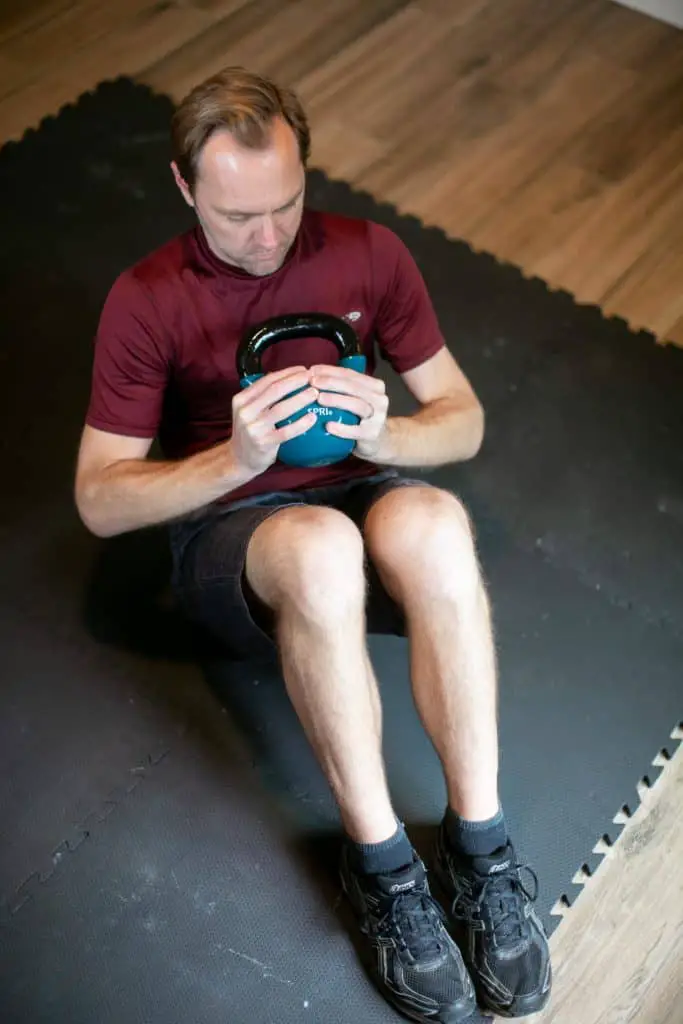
[218,189,303,223]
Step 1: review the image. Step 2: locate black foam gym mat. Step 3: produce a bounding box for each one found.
[0,79,681,1024]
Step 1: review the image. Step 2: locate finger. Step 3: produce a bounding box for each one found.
[241,374,313,418]
[317,391,373,419]
[310,365,385,395]
[273,411,318,443]
[324,421,364,439]
[238,404,315,452]
[235,366,309,407]
[263,387,319,427]
[310,364,381,387]
[310,375,379,403]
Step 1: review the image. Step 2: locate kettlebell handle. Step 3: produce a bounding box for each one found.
[236,313,362,378]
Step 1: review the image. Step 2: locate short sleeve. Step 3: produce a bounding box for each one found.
[368,222,446,374]
[85,272,169,438]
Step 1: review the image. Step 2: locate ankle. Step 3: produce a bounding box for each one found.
[342,805,398,846]
[447,791,500,822]
[444,805,508,859]
[348,817,414,875]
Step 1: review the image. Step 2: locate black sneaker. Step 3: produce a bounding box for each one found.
[340,845,479,1022]
[432,826,552,1018]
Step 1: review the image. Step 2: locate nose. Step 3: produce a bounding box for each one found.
[256,216,278,250]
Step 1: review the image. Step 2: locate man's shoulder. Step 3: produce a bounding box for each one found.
[301,207,404,271]
[124,230,194,291]
[102,229,197,327]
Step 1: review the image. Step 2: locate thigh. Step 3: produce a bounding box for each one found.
[172,501,303,658]
[171,474,431,654]
[335,474,435,638]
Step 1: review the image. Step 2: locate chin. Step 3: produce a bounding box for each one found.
[245,253,287,276]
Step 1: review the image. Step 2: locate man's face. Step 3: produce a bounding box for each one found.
[173,117,306,278]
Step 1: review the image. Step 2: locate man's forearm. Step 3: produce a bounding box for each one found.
[373,397,485,469]
[76,441,256,538]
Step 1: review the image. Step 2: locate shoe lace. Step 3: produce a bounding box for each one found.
[453,863,539,946]
[379,888,449,960]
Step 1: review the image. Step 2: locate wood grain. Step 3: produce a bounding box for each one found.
[1,0,682,344]
[522,729,683,1024]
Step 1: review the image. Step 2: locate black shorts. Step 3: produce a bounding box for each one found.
[168,469,430,659]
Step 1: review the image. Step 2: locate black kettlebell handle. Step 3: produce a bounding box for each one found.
[236,313,362,378]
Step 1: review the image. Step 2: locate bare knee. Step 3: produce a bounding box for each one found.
[246,505,366,621]
[365,487,480,600]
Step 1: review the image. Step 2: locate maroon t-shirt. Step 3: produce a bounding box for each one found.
[85,207,446,503]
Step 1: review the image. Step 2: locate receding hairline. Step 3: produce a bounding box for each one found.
[192,120,306,217]
[195,114,301,165]
[170,65,311,191]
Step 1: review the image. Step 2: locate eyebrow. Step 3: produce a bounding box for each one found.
[214,185,304,218]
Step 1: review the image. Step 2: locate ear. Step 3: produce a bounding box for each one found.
[170,161,195,208]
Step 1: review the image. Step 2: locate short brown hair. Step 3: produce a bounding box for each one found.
[170,66,311,190]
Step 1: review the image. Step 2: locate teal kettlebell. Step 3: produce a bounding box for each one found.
[237,313,367,468]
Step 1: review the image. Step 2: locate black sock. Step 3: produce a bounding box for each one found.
[350,818,414,875]
[444,805,508,859]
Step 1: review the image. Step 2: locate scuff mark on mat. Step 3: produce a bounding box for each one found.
[227,947,295,986]
[0,739,181,927]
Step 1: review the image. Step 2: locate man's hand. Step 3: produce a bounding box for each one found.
[310,364,390,461]
[231,366,319,474]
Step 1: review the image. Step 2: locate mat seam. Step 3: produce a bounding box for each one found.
[0,737,182,928]
[548,721,683,922]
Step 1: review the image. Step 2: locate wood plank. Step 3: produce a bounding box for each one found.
[0,0,73,46]
[634,939,682,1024]
[601,233,683,342]
[0,2,210,142]
[523,731,683,1024]
[300,0,599,133]
[353,51,633,222]
[666,315,683,348]
[568,45,683,188]
[296,5,438,122]
[0,52,23,97]
[142,0,411,103]
[530,125,683,312]
[308,115,385,182]
[415,0,488,15]
[0,0,253,138]
[5,0,158,72]
[586,0,683,69]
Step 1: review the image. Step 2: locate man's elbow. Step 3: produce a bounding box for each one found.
[74,477,116,539]
[464,399,485,460]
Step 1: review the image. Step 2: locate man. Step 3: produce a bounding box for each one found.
[75,66,551,1022]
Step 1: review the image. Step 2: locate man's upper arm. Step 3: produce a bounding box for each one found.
[77,272,169,482]
[369,222,447,376]
[368,222,481,410]
[85,271,169,439]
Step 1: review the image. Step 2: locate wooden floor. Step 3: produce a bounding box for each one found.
[536,726,683,1024]
[1,1,682,1020]
[2,0,683,343]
